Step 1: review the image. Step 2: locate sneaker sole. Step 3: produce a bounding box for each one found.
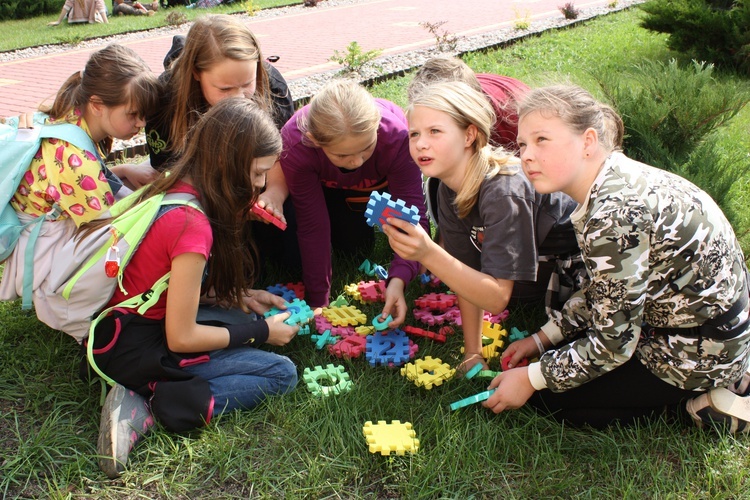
[98,384,126,479]
[708,387,750,422]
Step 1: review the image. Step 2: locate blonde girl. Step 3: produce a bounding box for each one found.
[490,84,750,432]
[271,80,428,322]
[383,81,579,372]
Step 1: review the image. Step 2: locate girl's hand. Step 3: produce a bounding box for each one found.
[265,312,298,346]
[381,217,434,262]
[256,192,286,223]
[381,278,406,327]
[482,367,535,413]
[109,163,159,190]
[456,353,488,375]
[242,289,287,315]
[503,336,539,369]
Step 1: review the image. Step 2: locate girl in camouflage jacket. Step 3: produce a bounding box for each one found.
[491,85,750,432]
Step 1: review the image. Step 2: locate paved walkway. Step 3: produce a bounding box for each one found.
[0,0,614,116]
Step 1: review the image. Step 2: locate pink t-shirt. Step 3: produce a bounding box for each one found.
[108,182,212,320]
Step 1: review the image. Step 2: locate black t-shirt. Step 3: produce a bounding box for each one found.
[146,35,295,170]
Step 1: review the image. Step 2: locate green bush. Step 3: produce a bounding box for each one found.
[595,59,750,221]
[0,0,64,21]
[639,0,750,74]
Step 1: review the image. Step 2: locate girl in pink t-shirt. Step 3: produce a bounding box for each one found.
[84,98,299,478]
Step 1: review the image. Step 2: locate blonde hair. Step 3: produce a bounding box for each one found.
[407,56,483,101]
[517,85,624,153]
[298,80,380,147]
[166,15,272,157]
[408,81,519,218]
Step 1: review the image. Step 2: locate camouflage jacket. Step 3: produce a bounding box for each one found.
[529,153,750,392]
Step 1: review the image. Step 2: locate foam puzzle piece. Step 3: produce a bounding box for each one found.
[400,356,455,389]
[330,294,349,307]
[315,315,356,337]
[449,389,496,411]
[328,335,368,359]
[403,325,446,343]
[363,420,419,455]
[250,202,287,231]
[413,306,460,326]
[371,314,392,331]
[464,363,483,380]
[344,283,363,303]
[358,280,386,303]
[364,191,420,231]
[480,321,507,360]
[509,326,530,343]
[266,283,297,302]
[283,282,305,301]
[438,326,455,337]
[298,324,311,336]
[322,305,367,327]
[358,259,388,280]
[419,273,442,288]
[366,329,413,367]
[355,325,375,336]
[414,292,457,311]
[303,364,352,397]
[311,330,339,349]
[476,370,501,379]
[501,356,530,371]
[484,309,510,324]
[263,298,314,326]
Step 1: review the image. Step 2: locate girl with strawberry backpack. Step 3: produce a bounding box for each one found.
[0,44,159,311]
[81,98,298,478]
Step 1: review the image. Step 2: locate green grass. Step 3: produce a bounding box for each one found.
[3,6,750,498]
[0,0,300,53]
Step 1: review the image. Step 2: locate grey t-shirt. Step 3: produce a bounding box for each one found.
[437,173,578,283]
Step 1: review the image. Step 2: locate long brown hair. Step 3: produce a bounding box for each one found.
[41,44,159,154]
[80,98,282,309]
[165,15,272,158]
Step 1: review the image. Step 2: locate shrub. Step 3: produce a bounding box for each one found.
[165,10,187,25]
[640,0,750,74]
[559,2,580,19]
[0,0,62,21]
[513,7,531,30]
[420,20,460,53]
[595,58,750,219]
[329,41,382,75]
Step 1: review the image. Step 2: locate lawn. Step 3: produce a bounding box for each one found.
[2,5,750,499]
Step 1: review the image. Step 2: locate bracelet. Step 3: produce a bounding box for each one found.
[531,333,545,355]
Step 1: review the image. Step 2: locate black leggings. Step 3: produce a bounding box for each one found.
[527,355,700,429]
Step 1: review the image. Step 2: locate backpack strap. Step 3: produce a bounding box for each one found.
[20,123,100,310]
[87,272,171,386]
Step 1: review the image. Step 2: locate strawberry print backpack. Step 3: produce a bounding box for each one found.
[0,113,103,309]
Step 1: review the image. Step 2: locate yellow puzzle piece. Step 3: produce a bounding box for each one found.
[400,356,455,389]
[362,420,419,455]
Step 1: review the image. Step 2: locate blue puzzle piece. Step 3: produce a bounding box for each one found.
[366,329,411,367]
[266,283,297,302]
[364,191,420,231]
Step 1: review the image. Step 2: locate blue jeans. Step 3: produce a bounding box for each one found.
[183,347,298,416]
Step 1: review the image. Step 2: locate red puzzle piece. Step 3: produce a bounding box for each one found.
[251,202,287,231]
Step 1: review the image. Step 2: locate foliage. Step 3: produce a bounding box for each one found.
[164,10,188,25]
[640,0,750,74]
[594,59,750,219]
[0,0,62,21]
[559,2,581,19]
[513,7,531,30]
[420,20,460,53]
[608,0,619,7]
[329,41,383,75]
[240,0,257,15]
